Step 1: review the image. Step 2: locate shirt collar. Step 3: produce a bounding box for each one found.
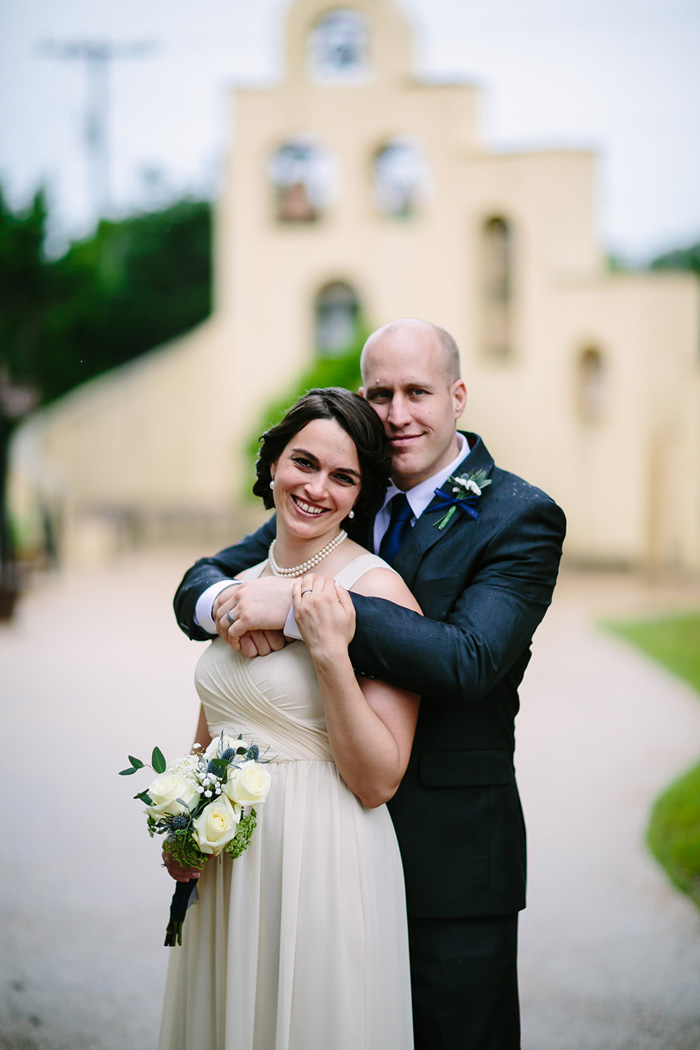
[381,432,470,521]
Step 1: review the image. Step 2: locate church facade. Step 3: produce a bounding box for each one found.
[11,0,700,571]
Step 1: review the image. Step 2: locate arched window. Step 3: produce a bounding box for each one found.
[372,138,428,219]
[268,139,337,223]
[577,347,607,422]
[314,282,360,357]
[481,216,514,359]
[308,10,370,83]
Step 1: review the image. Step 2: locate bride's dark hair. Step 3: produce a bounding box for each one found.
[253,387,391,519]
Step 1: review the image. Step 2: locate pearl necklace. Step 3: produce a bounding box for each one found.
[268,530,347,577]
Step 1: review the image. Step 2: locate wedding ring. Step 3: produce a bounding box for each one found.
[226,609,236,625]
[301,589,313,596]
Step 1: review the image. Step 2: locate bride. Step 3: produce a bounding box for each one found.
[159,388,421,1050]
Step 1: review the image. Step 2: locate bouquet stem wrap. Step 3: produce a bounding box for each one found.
[164,879,198,947]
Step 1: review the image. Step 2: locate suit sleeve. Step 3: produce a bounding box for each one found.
[173,516,277,640]
[347,499,566,705]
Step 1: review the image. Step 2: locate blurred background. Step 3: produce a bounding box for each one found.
[1,1,699,1048]
[1,0,699,578]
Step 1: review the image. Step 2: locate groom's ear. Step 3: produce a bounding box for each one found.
[452,379,467,417]
[358,386,366,399]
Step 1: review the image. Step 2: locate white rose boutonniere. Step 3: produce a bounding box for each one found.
[432,469,492,529]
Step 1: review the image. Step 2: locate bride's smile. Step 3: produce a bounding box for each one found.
[270,417,360,562]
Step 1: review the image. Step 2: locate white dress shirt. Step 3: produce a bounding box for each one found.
[372,432,469,552]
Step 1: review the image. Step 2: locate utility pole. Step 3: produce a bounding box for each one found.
[40,39,156,222]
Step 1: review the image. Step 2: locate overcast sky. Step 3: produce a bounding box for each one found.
[1,0,699,261]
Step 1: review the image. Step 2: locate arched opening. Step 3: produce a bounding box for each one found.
[268,139,337,223]
[314,282,361,357]
[307,9,370,83]
[372,138,428,219]
[481,216,514,359]
[577,347,607,422]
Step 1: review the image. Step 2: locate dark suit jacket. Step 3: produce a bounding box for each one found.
[174,433,566,920]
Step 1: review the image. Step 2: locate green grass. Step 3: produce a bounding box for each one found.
[602,611,700,909]
[604,613,700,693]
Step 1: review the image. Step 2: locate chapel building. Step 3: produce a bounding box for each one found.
[11,0,700,572]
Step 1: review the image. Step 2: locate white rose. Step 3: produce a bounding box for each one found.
[193,795,242,855]
[147,772,199,817]
[224,761,272,806]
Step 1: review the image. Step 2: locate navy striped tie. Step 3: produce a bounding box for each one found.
[379,493,413,565]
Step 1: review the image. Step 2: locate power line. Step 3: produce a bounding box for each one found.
[39,39,157,222]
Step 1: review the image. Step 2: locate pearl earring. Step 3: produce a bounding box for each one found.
[348,509,355,519]
[269,478,275,489]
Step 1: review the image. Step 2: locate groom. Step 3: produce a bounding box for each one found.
[174,318,566,1050]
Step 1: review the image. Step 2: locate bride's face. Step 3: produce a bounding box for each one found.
[271,418,361,542]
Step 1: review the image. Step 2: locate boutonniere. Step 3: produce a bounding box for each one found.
[432,469,492,529]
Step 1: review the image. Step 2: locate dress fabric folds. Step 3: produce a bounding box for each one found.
[158,556,413,1050]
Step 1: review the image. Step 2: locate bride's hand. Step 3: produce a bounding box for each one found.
[162,850,206,883]
[292,574,356,656]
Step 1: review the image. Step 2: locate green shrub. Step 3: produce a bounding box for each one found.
[647,760,700,908]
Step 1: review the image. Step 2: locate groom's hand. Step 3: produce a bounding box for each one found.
[214,577,295,656]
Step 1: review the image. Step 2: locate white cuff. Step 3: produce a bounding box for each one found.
[283,605,303,641]
[195,580,240,634]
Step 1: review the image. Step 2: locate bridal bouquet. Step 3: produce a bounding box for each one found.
[120,732,272,945]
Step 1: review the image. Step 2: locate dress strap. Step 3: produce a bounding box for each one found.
[334,554,396,591]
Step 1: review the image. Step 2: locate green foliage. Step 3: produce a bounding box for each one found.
[40,197,212,403]
[602,610,700,910]
[163,828,206,870]
[151,747,167,774]
[0,186,50,388]
[647,760,700,908]
[244,326,367,495]
[649,240,700,277]
[226,808,258,859]
[0,186,212,407]
[119,753,150,776]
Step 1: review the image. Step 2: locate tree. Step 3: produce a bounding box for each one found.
[0,188,212,608]
[41,197,212,403]
[0,188,46,610]
[649,240,700,277]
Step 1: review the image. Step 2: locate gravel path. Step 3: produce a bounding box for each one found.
[1,553,699,1049]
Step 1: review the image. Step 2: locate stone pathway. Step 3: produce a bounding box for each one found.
[517,571,700,1049]
[1,553,699,1049]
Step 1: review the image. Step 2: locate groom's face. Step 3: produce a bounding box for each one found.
[360,325,466,491]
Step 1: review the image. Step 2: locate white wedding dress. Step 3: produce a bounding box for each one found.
[158,555,413,1050]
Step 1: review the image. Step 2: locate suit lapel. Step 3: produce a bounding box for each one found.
[392,434,494,588]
